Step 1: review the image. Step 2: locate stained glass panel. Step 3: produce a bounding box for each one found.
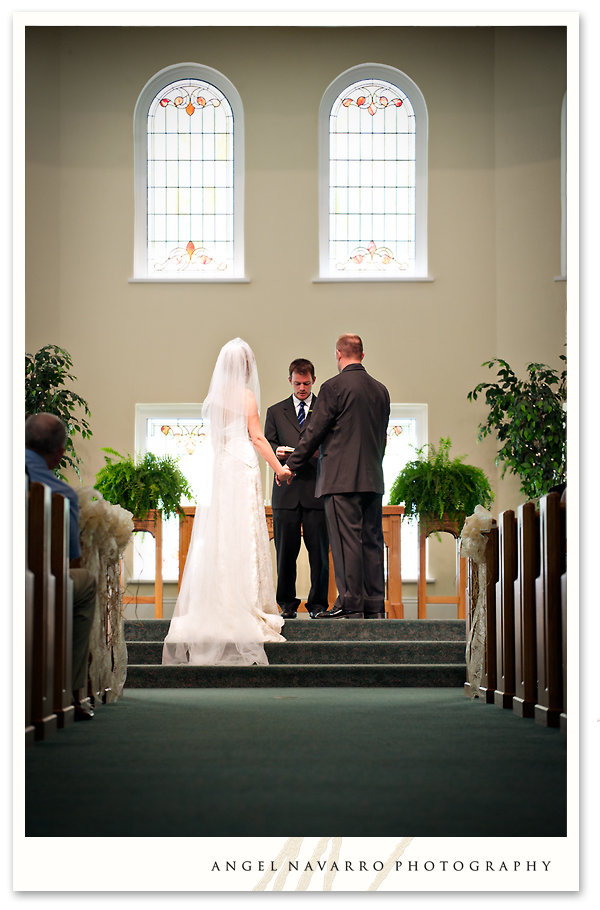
[147,78,234,275]
[329,78,416,274]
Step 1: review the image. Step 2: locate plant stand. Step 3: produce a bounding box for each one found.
[122,510,163,618]
[418,515,466,619]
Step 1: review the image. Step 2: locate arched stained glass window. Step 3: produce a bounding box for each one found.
[133,63,245,281]
[318,64,429,280]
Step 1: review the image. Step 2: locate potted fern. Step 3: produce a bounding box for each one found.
[94,448,194,520]
[388,437,494,536]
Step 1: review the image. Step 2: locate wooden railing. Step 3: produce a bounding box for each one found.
[26,478,134,746]
[465,492,566,731]
[177,505,405,618]
[535,492,567,728]
[513,502,539,718]
[494,510,517,708]
[25,481,35,745]
[26,480,75,745]
[50,492,75,728]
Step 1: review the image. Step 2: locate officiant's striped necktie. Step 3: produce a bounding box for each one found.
[298,401,306,429]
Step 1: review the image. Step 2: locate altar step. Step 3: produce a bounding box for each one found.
[123,618,467,689]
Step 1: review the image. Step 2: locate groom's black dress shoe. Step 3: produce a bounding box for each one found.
[280,610,297,619]
[315,608,364,619]
[308,606,328,619]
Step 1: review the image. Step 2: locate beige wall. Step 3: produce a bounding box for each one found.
[25,25,567,610]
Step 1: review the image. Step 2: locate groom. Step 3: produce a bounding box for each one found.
[285,335,390,619]
[265,358,330,619]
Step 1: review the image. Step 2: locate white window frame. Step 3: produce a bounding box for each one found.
[384,403,427,583]
[132,403,205,583]
[383,402,428,508]
[134,402,204,454]
[387,402,428,461]
[131,63,247,283]
[316,63,431,283]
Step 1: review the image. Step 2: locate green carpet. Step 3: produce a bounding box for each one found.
[25,688,567,837]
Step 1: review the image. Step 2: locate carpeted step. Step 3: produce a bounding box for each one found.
[281,619,467,641]
[125,619,171,642]
[124,662,466,688]
[127,639,466,666]
[124,618,467,643]
[122,617,467,688]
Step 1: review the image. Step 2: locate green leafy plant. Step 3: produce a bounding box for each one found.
[25,344,92,480]
[467,357,566,501]
[94,448,195,520]
[389,437,494,530]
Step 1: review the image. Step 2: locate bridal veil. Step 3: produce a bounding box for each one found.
[162,338,284,666]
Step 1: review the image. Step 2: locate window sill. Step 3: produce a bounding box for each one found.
[313,275,434,283]
[129,277,250,284]
[125,578,179,585]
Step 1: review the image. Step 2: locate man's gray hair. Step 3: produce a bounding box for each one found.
[25,413,68,456]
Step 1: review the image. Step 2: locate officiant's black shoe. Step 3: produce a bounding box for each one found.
[280,610,297,619]
[364,612,386,619]
[315,608,364,619]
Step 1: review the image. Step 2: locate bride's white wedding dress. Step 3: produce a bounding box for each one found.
[162,341,285,667]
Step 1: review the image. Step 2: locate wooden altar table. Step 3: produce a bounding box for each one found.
[178,504,405,618]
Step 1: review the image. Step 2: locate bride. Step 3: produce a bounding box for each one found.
[162,338,292,666]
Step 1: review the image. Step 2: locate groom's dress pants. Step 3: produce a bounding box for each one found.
[324,491,385,615]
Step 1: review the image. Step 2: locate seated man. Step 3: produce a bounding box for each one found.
[25,413,97,720]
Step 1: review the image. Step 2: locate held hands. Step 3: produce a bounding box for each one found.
[275,447,295,484]
[275,463,294,486]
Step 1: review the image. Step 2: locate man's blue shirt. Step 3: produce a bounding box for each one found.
[25,449,81,560]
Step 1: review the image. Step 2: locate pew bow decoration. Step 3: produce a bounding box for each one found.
[78,488,134,702]
[460,505,493,562]
[460,505,494,698]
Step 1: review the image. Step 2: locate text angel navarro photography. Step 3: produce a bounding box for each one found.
[210,859,553,874]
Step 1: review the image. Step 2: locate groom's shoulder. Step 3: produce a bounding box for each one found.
[338,365,389,400]
[318,374,339,394]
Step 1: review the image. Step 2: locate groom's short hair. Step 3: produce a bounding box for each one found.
[336,334,363,360]
[288,358,315,378]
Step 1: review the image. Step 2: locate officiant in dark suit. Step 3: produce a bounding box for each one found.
[285,335,390,619]
[264,358,330,619]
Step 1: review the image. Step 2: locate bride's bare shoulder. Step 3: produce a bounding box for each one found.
[244,388,258,414]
